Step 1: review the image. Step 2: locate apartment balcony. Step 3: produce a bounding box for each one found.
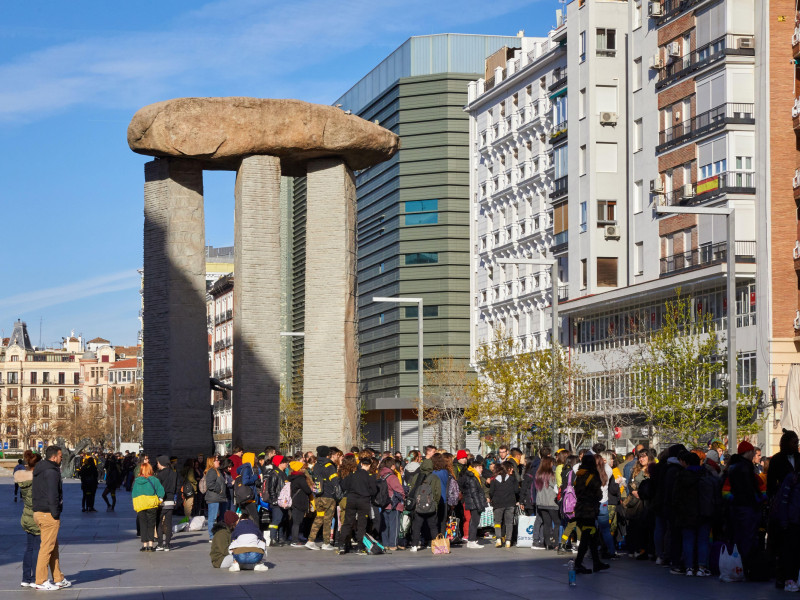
[656,34,755,90]
[558,285,569,301]
[548,68,567,92]
[550,121,567,143]
[552,230,568,255]
[550,175,568,199]
[656,103,754,153]
[662,171,755,207]
[794,168,800,201]
[793,25,800,57]
[793,97,800,130]
[660,240,756,277]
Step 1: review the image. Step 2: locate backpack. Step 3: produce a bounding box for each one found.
[363,533,386,555]
[198,472,208,494]
[636,477,654,501]
[234,474,255,506]
[446,476,461,506]
[181,479,194,500]
[560,470,577,519]
[277,481,293,509]
[373,474,390,507]
[413,476,437,514]
[310,469,324,496]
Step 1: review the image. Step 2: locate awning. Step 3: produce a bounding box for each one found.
[549,88,567,100]
[782,364,800,434]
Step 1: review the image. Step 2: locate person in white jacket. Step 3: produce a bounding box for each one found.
[227,513,269,572]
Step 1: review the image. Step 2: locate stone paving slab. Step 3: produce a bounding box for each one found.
[0,479,789,599]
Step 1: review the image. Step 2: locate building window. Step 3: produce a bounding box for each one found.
[634,119,643,151]
[404,359,434,372]
[58,372,65,384]
[596,85,617,114]
[8,372,18,384]
[405,199,438,226]
[405,252,439,265]
[30,372,37,384]
[378,262,385,274]
[579,31,586,62]
[378,313,385,325]
[597,201,617,224]
[405,305,439,318]
[579,88,586,119]
[634,0,642,28]
[42,405,49,418]
[581,259,588,289]
[553,94,568,127]
[596,28,616,56]
[634,180,643,213]
[553,145,568,179]
[73,372,80,385]
[635,242,644,275]
[596,143,618,172]
[10,355,19,362]
[633,58,642,91]
[553,203,569,242]
[579,145,587,176]
[580,202,588,232]
[42,372,50,384]
[597,257,618,287]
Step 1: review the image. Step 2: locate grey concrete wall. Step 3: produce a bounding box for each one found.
[303,158,359,450]
[233,155,282,450]
[143,158,213,459]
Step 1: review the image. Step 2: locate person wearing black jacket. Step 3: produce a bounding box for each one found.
[102,454,122,511]
[265,455,289,545]
[155,456,178,551]
[32,445,70,590]
[489,461,519,548]
[768,430,800,589]
[79,456,98,512]
[573,453,609,575]
[337,459,378,555]
[458,460,487,549]
[308,446,340,550]
[288,463,314,548]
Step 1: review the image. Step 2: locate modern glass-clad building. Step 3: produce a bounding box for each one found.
[335,34,522,451]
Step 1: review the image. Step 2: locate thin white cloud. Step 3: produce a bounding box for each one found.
[0,270,140,315]
[0,0,540,122]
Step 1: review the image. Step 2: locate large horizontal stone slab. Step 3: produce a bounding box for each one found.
[127,97,399,173]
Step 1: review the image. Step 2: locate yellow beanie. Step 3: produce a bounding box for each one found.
[289,461,304,472]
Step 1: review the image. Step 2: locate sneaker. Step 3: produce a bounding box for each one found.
[356,549,369,556]
[53,580,72,589]
[229,562,240,572]
[337,548,347,555]
[33,581,59,591]
[505,541,511,548]
[593,563,610,572]
[162,546,171,552]
[254,563,269,571]
[532,544,547,550]
[290,543,305,548]
[209,539,213,543]
[467,541,483,549]
[785,580,800,592]
[575,565,593,575]
[655,557,665,566]
[320,543,335,551]
[409,546,420,552]
[670,567,686,575]
[495,540,502,548]
[21,582,32,588]
[685,569,695,577]
[557,545,567,555]
[305,541,320,550]
[695,567,711,578]
[155,546,164,551]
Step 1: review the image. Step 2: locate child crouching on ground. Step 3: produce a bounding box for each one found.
[228,512,269,571]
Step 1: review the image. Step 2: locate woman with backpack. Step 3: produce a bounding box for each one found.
[408,459,442,552]
[558,455,581,555]
[288,461,314,548]
[378,457,405,551]
[203,456,227,542]
[489,460,519,548]
[459,459,487,549]
[534,456,559,550]
[573,453,609,574]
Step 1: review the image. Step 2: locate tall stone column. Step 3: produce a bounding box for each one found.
[143,158,212,459]
[303,158,359,450]
[233,155,282,450]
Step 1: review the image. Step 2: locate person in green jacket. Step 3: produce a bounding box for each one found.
[132,463,165,552]
[15,450,41,587]
[210,511,239,568]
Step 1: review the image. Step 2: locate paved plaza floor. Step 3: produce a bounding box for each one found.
[0,479,787,599]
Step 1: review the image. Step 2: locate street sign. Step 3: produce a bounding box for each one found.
[3,443,7,450]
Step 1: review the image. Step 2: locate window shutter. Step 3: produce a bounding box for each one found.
[597,258,618,287]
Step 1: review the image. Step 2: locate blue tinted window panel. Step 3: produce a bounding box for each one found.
[405,213,438,225]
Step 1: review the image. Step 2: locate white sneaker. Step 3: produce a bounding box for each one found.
[409,546,420,552]
[254,563,269,571]
[34,581,59,591]
[305,541,320,550]
[228,562,240,572]
[53,579,72,589]
[21,582,32,588]
[320,543,336,551]
[467,541,483,549]
[785,580,800,592]
[655,557,665,565]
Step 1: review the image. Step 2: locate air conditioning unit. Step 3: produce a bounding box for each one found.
[667,41,681,57]
[648,1,663,17]
[794,168,800,188]
[649,54,664,69]
[682,183,695,198]
[600,112,618,125]
[650,178,664,193]
[794,310,800,330]
[794,240,800,260]
[737,37,754,50]
[604,225,621,240]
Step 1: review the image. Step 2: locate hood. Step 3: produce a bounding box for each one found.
[14,469,33,484]
[379,467,394,478]
[211,521,231,535]
[420,458,433,474]
[405,462,421,473]
[33,458,59,476]
[242,452,256,467]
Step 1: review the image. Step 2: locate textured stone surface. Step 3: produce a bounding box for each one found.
[233,155,282,450]
[142,158,213,459]
[303,158,359,450]
[128,97,399,173]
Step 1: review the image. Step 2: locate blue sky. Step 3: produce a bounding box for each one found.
[0,0,555,347]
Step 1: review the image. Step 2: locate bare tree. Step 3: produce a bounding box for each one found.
[422,355,475,450]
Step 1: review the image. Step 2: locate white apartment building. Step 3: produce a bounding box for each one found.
[468,0,787,449]
[208,274,233,454]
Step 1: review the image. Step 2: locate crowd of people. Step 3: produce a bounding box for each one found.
[13,431,800,588]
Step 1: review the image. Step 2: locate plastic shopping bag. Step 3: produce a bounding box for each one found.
[718,543,745,582]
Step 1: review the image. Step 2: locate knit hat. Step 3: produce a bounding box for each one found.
[456,450,468,460]
[272,455,286,468]
[737,441,755,455]
[289,461,304,472]
[157,455,170,468]
[316,445,330,458]
[705,449,720,464]
[223,510,239,528]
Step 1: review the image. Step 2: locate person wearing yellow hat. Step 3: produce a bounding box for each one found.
[288,462,314,548]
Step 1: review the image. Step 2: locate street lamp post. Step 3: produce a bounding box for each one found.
[656,205,737,445]
[373,297,424,451]
[497,258,559,449]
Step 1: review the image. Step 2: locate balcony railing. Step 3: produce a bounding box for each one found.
[552,231,568,254]
[656,34,754,89]
[548,68,567,91]
[558,285,569,301]
[550,175,568,199]
[550,121,567,142]
[660,240,756,277]
[657,103,754,152]
[663,171,755,206]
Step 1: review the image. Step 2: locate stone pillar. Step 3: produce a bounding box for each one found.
[233,155,282,450]
[303,158,359,450]
[142,158,212,459]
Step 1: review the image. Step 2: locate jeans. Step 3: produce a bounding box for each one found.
[381,509,399,548]
[157,507,173,547]
[22,532,41,584]
[233,551,263,567]
[598,504,615,555]
[538,507,560,549]
[654,514,667,560]
[270,505,285,542]
[291,507,306,543]
[493,506,514,542]
[207,502,222,541]
[682,521,711,569]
